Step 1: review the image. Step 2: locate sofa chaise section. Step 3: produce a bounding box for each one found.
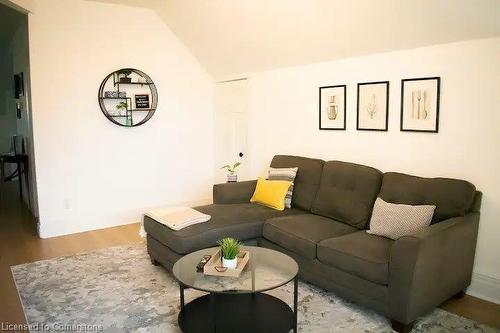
[145,176,308,269]
[145,203,303,254]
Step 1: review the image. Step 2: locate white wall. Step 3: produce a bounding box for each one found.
[28,0,214,237]
[245,38,500,302]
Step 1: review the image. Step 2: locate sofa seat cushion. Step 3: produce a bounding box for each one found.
[317,231,393,285]
[263,214,357,260]
[144,203,304,254]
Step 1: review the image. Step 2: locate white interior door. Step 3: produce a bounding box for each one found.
[214,79,249,183]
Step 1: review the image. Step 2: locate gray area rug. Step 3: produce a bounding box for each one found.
[11,245,499,333]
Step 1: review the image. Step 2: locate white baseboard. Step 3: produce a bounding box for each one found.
[38,197,213,239]
[467,272,500,304]
[39,219,139,238]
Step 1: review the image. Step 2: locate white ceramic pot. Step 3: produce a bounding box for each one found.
[222,257,238,269]
[227,174,238,183]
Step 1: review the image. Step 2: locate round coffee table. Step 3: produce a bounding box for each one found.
[172,246,299,333]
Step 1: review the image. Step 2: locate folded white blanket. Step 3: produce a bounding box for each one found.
[140,206,211,237]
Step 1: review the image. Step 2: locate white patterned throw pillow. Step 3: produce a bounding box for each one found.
[268,167,298,209]
[367,197,436,240]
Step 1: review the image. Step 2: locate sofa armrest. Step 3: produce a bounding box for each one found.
[213,180,257,204]
[389,212,480,323]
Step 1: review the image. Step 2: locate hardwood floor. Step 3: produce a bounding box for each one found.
[441,295,500,330]
[0,183,142,331]
[0,182,499,331]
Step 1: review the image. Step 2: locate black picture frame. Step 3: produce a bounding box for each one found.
[400,77,440,133]
[356,81,389,131]
[134,94,150,109]
[319,85,346,130]
[14,72,24,99]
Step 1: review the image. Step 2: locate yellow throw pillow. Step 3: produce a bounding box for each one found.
[250,178,293,211]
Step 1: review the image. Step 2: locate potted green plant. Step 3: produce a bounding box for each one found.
[217,237,241,269]
[117,69,133,83]
[221,162,241,182]
[116,101,128,115]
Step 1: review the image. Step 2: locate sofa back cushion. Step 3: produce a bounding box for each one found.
[378,172,476,223]
[270,155,324,211]
[311,161,382,229]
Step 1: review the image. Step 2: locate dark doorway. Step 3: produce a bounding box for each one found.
[0,2,38,229]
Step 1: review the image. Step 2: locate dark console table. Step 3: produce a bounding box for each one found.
[0,153,30,202]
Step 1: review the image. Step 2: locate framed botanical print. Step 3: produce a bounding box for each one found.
[319,85,346,130]
[401,77,440,132]
[356,81,389,131]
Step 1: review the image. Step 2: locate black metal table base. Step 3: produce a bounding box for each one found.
[178,286,298,333]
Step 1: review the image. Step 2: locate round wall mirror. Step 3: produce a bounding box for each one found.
[98,68,158,127]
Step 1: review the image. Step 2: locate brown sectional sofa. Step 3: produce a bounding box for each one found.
[144,155,481,332]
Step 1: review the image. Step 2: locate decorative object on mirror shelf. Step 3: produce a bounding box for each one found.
[105,91,127,98]
[217,237,241,269]
[401,77,440,132]
[357,81,389,131]
[117,69,133,83]
[116,101,128,116]
[319,85,346,130]
[221,162,241,182]
[98,68,158,127]
[134,94,150,109]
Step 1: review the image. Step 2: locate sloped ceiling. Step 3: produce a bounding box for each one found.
[91,0,500,78]
[0,0,34,13]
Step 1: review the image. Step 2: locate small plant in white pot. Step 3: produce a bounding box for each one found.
[116,101,128,116]
[217,237,241,269]
[221,162,241,182]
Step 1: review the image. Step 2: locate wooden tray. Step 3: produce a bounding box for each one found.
[203,249,250,277]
